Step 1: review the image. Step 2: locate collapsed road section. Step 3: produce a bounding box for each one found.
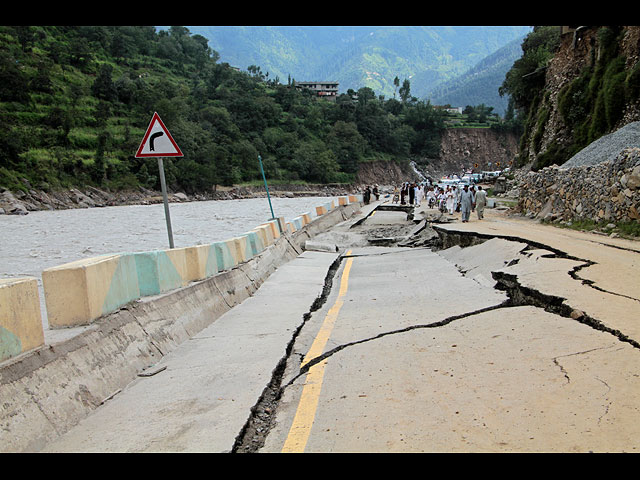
[239,205,640,453]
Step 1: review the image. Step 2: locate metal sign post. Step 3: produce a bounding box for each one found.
[258,154,277,226]
[157,157,174,248]
[135,112,183,249]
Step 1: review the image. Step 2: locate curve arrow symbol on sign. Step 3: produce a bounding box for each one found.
[135,112,183,158]
[149,131,164,152]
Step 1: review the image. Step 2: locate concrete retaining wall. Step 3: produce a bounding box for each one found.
[0,278,44,363]
[0,197,362,452]
[518,148,640,223]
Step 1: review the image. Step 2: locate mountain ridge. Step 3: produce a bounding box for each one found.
[428,36,527,114]
[165,26,531,110]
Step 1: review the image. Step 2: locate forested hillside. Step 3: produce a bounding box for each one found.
[0,26,521,196]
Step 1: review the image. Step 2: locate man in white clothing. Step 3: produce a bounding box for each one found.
[459,185,473,222]
[475,186,487,219]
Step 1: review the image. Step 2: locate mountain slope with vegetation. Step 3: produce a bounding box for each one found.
[427,36,526,115]
[498,25,640,170]
[1,26,480,196]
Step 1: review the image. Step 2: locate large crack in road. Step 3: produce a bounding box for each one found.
[231,253,346,453]
[232,208,640,453]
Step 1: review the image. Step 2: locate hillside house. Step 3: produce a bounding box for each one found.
[295,81,339,101]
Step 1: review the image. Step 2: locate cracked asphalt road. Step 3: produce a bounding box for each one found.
[42,202,640,453]
[257,207,640,453]
[258,243,640,452]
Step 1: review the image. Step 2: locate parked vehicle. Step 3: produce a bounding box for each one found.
[481,171,501,181]
[437,178,460,189]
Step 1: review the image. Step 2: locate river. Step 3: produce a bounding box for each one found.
[0,196,339,329]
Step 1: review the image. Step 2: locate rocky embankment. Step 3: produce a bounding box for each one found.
[0,183,352,215]
[517,147,640,225]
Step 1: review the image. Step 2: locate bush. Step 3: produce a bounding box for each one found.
[625,60,640,101]
[68,128,98,149]
[602,57,628,130]
[531,141,569,170]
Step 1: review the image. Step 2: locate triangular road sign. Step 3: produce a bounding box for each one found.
[135,112,183,158]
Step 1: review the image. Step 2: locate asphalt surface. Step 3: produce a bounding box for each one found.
[41,202,640,453]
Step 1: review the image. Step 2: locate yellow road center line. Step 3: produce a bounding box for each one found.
[281,251,353,453]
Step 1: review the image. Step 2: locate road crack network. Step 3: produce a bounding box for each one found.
[232,227,640,453]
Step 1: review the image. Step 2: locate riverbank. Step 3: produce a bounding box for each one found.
[0,183,355,215]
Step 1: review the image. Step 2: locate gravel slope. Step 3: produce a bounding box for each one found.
[562,121,640,168]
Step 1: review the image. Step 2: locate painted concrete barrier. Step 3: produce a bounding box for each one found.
[228,236,250,264]
[42,254,140,328]
[317,198,346,214]
[316,202,334,216]
[2,198,362,361]
[41,236,261,329]
[243,231,266,257]
[291,216,305,231]
[251,225,273,249]
[133,250,186,297]
[262,219,281,240]
[185,244,213,282]
[37,200,361,330]
[213,241,237,272]
[0,278,44,363]
[1,198,363,452]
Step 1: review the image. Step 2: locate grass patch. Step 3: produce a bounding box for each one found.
[617,221,640,237]
[553,217,640,239]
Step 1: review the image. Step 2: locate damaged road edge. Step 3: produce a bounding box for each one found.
[434,226,640,350]
[231,251,346,453]
[493,270,640,349]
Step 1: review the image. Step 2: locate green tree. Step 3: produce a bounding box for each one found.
[294,140,340,183]
[92,131,108,184]
[326,121,366,173]
[357,86,376,106]
[91,64,117,101]
[0,51,29,102]
[499,26,560,111]
[399,79,411,103]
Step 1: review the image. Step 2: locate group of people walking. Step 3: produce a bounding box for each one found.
[395,182,426,207]
[433,184,487,222]
[392,181,487,222]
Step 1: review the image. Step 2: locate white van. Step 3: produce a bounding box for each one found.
[437,178,459,189]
